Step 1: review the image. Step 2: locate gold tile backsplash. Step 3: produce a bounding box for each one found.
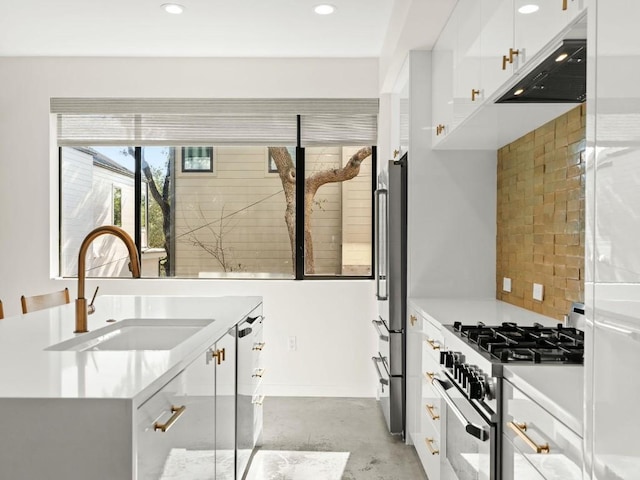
[496,105,585,320]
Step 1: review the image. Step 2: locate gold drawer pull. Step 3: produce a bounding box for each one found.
[426,404,440,421]
[252,395,265,406]
[509,48,520,63]
[426,339,440,350]
[252,342,266,351]
[154,405,186,432]
[507,421,550,454]
[410,314,417,326]
[471,89,480,101]
[252,368,266,378]
[502,54,509,70]
[562,0,568,10]
[425,438,440,455]
[425,371,436,383]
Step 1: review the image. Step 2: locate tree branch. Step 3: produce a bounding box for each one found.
[305,146,372,196]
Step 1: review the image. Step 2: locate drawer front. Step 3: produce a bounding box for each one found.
[422,317,443,363]
[421,376,443,435]
[503,381,582,479]
[502,434,547,480]
[413,411,442,480]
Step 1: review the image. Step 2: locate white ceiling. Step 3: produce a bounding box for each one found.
[0,0,399,57]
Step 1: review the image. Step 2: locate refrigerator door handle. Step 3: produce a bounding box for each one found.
[374,189,388,300]
[372,319,389,342]
[372,356,390,388]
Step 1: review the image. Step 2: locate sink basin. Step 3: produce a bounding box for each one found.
[46,318,215,352]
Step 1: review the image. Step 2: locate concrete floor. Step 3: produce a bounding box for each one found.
[247,397,428,480]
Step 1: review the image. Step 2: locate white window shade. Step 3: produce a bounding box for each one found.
[51,98,378,147]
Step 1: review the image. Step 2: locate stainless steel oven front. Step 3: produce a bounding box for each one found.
[432,372,501,480]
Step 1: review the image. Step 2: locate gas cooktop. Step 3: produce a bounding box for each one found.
[447,321,584,364]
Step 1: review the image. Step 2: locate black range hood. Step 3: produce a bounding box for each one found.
[496,39,586,104]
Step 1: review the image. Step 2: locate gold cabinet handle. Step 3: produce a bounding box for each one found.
[410,314,417,327]
[426,404,440,421]
[471,89,480,101]
[154,405,186,432]
[507,421,550,453]
[425,371,436,383]
[425,438,440,455]
[509,48,520,63]
[426,339,440,350]
[562,0,568,10]
[393,149,400,159]
[502,54,509,70]
[252,368,266,378]
[212,348,226,365]
[252,342,266,351]
[436,124,445,135]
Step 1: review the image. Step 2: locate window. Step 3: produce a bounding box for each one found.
[54,98,378,280]
[182,146,214,172]
[112,186,122,226]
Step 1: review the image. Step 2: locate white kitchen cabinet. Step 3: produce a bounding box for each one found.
[502,380,583,479]
[479,0,515,100]
[431,10,456,146]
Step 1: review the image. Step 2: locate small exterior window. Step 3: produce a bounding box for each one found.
[182,146,214,172]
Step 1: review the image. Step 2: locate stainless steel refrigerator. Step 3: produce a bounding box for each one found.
[372,153,407,438]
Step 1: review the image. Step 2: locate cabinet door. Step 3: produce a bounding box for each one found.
[514,0,570,70]
[453,0,483,127]
[136,349,216,479]
[480,0,515,100]
[432,12,456,145]
[215,326,237,480]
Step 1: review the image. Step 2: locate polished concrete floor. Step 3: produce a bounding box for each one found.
[245,397,428,480]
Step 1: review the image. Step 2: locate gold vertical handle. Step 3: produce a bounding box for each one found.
[212,348,226,365]
[410,314,417,326]
[562,0,568,10]
[153,405,186,432]
[425,371,436,382]
[436,124,445,135]
[471,89,480,101]
[502,55,509,70]
[425,438,440,455]
[426,339,440,350]
[509,48,520,63]
[393,149,400,159]
[507,421,550,453]
[426,404,440,420]
[220,347,225,362]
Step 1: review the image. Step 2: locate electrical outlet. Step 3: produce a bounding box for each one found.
[533,283,544,302]
[288,336,297,351]
[503,277,512,293]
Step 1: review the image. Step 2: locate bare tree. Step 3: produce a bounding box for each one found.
[268,146,372,274]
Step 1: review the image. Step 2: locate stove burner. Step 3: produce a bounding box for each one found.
[451,321,584,364]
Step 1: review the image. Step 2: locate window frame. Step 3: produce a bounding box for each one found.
[181,146,214,173]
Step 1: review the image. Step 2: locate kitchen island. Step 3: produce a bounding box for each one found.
[0,295,263,479]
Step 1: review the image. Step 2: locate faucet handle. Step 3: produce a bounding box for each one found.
[88,286,99,315]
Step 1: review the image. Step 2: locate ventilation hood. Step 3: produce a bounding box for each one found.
[496,39,586,104]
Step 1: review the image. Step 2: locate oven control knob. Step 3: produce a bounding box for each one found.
[440,351,453,367]
[467,379,485,400]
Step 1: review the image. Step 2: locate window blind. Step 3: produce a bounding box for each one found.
[51,98,379,147]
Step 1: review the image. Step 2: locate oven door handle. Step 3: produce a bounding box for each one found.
[432,378,489,441]
[372,319,390,342]
[371,356,389,386]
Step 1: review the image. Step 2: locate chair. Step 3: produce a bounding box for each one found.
[0,299,4,319]
[20,288,70,314]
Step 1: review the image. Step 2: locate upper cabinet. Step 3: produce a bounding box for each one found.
[432,0,586,149]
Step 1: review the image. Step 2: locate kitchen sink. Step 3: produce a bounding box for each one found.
[46,318,215,352]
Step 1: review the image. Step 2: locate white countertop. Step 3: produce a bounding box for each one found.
[0,295,261,404]
[409,297,562,329]
[503,365,584,436]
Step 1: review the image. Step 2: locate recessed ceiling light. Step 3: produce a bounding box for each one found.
[162,3,185,14]
[555,53,569,62]
[518,4,539,14]
[314,4,336,15]
[514,88,525,96]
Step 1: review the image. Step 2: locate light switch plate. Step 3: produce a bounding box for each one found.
[503,277,512,293]
[533,283,544,301]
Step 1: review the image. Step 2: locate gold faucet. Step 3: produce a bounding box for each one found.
[75,226,141,333]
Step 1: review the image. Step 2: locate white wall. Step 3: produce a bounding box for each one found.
[0,56,379,397]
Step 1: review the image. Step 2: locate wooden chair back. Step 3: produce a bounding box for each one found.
[21,288,71,314]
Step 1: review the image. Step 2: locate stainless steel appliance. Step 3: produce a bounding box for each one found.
[372,154,407,437]
[436,322,585,479]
